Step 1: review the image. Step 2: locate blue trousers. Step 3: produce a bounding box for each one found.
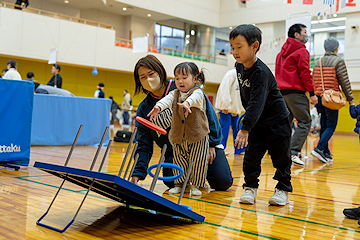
[315,96,339,154]
[123,111,129,125]
[219,112,245,154]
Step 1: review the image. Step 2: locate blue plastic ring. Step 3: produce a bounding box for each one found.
[147,163,184,181]
[236,112,246,132]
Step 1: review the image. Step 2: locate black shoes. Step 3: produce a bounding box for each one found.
[343,207,360,220]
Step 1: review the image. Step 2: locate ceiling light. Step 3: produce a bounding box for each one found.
[311,26,346,33]
[64,0,69,3]
[229,26,233,30]
[311,17,346,24]
[333,13,338,17]
[123,7,127,11]
[147,13,152,17]
[191,30,195,35]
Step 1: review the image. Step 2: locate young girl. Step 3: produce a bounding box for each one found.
[148,62,209,196]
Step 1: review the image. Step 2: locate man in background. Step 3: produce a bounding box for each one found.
[275,23,317,166]
[3,60,22,80]
[47,64,62,88]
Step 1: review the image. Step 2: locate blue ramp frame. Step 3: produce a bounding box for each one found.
[34,162,205,223]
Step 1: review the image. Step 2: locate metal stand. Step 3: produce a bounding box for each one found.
[149,144,167,192]
[37,125,111,233]
[0,162,20,170]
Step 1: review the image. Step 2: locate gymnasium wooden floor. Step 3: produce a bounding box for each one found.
[1,127,360,240]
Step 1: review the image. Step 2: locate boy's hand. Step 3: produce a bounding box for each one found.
[147,106,161,121]
[310,96,318,105]
[235,129,248,149]
[177,101,192,117]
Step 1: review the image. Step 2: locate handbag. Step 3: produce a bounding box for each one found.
[319,58,346,110]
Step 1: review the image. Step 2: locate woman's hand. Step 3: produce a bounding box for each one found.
[235,129,248,149]
[349,100,355,106]
[147,106,161,121]
[177,101,192,117]
[208,147,216,164]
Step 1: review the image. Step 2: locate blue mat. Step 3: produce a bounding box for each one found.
[34,162,205,223]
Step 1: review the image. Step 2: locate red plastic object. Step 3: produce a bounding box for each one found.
[135,116,167,135]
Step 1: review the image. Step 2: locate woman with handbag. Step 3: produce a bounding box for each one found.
[311,37,355,163]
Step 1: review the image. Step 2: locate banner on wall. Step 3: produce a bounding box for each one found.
[48,48,57,64]
[132,33,149,53]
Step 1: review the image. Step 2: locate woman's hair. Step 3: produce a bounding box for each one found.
[173,62,205,85]
[133,55,167,96]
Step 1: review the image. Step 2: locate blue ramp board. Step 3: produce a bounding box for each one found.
[34,162,204,223]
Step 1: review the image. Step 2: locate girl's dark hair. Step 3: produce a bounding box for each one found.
[173,62,205,85]
[133,55,167,96]
[229,24,262,53]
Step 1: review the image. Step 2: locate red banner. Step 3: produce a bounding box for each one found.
[287,0,292,3]
[346,0,356,6]
[303,0,313,4]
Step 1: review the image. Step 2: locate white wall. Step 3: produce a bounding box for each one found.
[344,12,360,89]
[80,9,127,38]
[114,0,221,27]
[4,0,81,17]
[0,7,230,84]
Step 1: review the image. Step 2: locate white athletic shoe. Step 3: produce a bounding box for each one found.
[291,155,304,165]
[191,186,202,196]
[239,187,257,204]
[169,187,182,194]
[269,188,289,206]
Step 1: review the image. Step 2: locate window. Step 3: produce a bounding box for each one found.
[154,24,185,50]
[215,38,230,54]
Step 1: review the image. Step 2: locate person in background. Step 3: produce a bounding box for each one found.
[1,68,8,78]
[121,90,132,125]
[311,37,354,163]
[47,64,62,88]
[275,23,317,166]
[94,83,105,98]
[3,60,22,80]
[14,0,29,10]
[215,67,245,155]
[26,72,35,81]
[109,96,121,125]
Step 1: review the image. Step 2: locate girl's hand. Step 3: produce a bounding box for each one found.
[235,129,248,149]
[177,101,192,117]
[147,106,161,121]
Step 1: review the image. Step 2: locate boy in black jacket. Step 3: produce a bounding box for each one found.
[230,24,292,205]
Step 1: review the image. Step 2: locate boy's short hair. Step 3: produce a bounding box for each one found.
[229,24,262,53]
[53,64,61,72]
[27,72,34,78]
[288,23,306,38]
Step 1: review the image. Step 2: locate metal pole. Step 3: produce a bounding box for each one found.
[128,154,140,181]
[149,144,167,192]
[89,127,109,171]
[118,127,138,176]
[64,124,83,166]
[123,142,138,179]
[98,140,112,172]
[178,160,194,205]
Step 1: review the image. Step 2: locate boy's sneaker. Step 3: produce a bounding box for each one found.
[291,155,304,165]
[169,187,182,194]
[269,188,289,206]
[239,187,257,204]
[190,186,202,196]
[325,152,333,162]
[343,207,360,219]
[311,148,328,163]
